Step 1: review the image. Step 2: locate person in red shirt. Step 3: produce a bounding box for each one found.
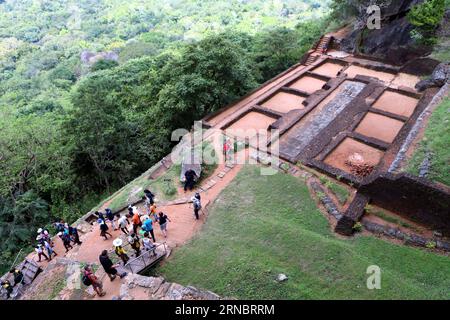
[83,265,105,297]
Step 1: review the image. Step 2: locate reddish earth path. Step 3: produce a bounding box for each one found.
[26,159,243,300]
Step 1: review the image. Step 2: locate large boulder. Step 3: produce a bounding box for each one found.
[415,62,450,91]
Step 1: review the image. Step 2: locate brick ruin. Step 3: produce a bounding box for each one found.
[201,35,450,239]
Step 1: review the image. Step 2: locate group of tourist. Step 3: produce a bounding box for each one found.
[12,177,205,299]
[33,221,82,262]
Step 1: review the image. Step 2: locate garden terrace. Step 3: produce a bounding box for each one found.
[201,37,448,237]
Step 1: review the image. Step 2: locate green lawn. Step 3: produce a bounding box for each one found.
[157,166,450,299]
[407,97,450,186]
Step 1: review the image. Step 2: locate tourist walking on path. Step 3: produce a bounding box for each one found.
[95,211,106,223]
[59,232,73,252]
[144,189,155,207]
[117,214,129,235]
[128,233,141,257]
[113,238,130,264]
[149,204,158,221]
[1,280,13,299]
[142,232,157,257]
[184,168,198,192]
[131,210,141,235]
[142,215,156,242]
[99,220,112,240]
[83,265,106,297]
[99,250,127,281]
[54,221,65,234]
[157,212,171,238]
[44,240,57,260]
[105,208,117,230]
[68,225,82,245]
[35,244,49,262]
[37,228,53,246]
[191,193,202,220]
[10,268,24,286]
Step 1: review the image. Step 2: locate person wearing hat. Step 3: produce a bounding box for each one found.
[10,268,24,286]
[99,250,127,281]
[191,193,202,220]
[128,233,141,257]
[113,238,129,264]
[1,280,13,299]
[83,265,106,297]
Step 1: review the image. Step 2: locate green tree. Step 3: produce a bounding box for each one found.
[407,0,446,45]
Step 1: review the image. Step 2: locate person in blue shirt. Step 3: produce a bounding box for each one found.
[142,217,156,242]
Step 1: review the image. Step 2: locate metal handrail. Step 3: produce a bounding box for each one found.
[9,248,24,271]
[125,242,167,273]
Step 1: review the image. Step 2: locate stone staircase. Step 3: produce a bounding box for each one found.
[315,35,331,53]
[304,54,320,66]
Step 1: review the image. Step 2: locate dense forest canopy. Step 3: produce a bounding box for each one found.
[0,0,331,271]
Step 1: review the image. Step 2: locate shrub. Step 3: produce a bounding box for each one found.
[407,0,446,45]
[353,222,363,232]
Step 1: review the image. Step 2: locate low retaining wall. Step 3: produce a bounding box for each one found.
[338,172,450,236]
[359,173,450,236]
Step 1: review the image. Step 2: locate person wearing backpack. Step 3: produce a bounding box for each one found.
[99,250,127,281]
[128,233,141,257]
[113,238,130,264]
[83,265,105,297]
[1,280,13,299]
[191,193,202,220]
[10,268,24,286]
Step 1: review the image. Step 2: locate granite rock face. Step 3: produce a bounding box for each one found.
[415,63,450,91]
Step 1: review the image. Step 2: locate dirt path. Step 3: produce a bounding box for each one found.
[25,160,243,300]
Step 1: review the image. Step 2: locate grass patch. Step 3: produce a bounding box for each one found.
[366,207,419,232]
[407,97,450,186]
[157,166,450,299]
[93,141,219,212]
[319,176,350,205]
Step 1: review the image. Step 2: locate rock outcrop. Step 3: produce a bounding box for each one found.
[339,0,440,65]
[119,273,221,300]
[415,62,450,91]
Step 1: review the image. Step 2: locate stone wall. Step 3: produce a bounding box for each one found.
[359,173,450,236]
